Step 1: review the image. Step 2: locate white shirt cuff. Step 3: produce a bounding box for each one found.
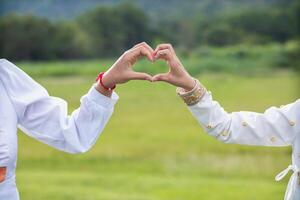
[188,90,211,109]
[86,85,119,108]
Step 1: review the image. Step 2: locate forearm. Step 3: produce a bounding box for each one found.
[17,85,118,153]
[0,59,119,153]
[177,81,233,141]
[178,80,295,146]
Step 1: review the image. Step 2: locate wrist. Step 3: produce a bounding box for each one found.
[176,79,206,106]
[95,72,116,93]
[102,72,116,88]
[95,83,113,97]
[182,76,196,91]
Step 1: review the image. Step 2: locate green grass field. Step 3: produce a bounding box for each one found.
[13,60,299,200]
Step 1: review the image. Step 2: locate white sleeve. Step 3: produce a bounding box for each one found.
[188,91,299,146]
[0,59,118,154]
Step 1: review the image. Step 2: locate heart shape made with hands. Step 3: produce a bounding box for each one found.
[103,42,195,91]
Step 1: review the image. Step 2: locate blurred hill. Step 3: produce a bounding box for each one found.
[0,0,295,21]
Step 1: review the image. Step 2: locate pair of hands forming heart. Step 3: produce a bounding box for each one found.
[101,42,196,92]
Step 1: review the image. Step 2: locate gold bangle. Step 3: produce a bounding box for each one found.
[176,79,206,106]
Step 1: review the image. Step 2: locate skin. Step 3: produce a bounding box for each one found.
[95,42,154,97]
[96,42,195,97]
[152,43,195,91]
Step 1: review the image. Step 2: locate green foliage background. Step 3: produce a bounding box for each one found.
[0,0,299,62]
[0,0,299,199]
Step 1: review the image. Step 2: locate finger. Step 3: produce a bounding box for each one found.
[153,49,172,61]
[130,72,153,82]
[133,42,154,54]
[133,42,155,60]
[133,42,148,48]
[152,73,170,82]
[130,45,154,62]
[154,43,175,55]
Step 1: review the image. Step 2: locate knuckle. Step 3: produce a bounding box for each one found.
[166,43,172,48]
[124,50,130,55]
[134,43,141,47]
[138,45,145,50]
[122,52,130,60]
[134,42,145,48]
[137,42,146,47]
[164,49,171,55]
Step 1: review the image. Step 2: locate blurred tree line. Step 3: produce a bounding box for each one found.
[0,2,299,61]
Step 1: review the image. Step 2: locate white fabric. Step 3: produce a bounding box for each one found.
[0,59,118,199]
[188,90,300,200]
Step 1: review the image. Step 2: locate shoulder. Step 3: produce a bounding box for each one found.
[0,59,16,70]
[0,59,33,86]
[0,58,10,64]
[0,59,25,76]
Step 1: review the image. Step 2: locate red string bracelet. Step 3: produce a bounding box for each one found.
[96,72,116,91]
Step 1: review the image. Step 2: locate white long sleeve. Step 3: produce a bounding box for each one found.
[186,84,300,200]
[188,91,299,146]
[0,59,118,154]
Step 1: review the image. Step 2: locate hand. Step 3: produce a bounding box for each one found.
[102,42,154,88]
[152,44,195,91]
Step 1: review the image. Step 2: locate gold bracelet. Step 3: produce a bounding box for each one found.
[176,79,206,106]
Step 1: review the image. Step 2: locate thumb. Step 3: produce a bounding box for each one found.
[130,72,153,82]
[152,73,170,82]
